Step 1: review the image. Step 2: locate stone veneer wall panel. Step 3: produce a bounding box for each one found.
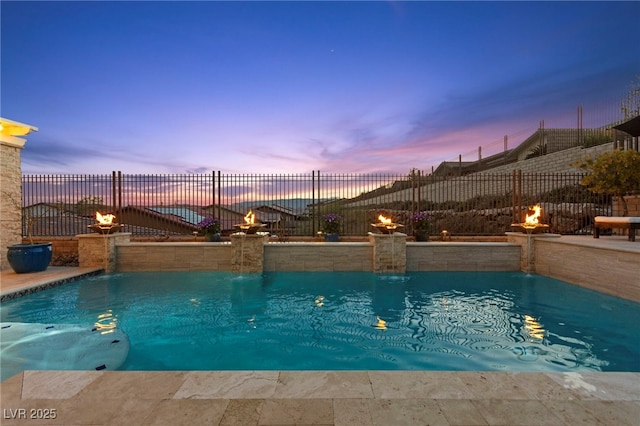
[116,243,233,271]
[263,243,372,272]
[613,195,640,217]
[406,243,521,271]
[369,233,406,273]
[78,233,131,272]
[1,143,23,270]
[109,240,639,302]
[534,239,640,302]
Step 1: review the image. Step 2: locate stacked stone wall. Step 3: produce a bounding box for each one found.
[1,143,23,270]
[613,196,640,217]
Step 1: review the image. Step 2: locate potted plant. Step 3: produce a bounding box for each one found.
[197,216,221,242]
[5,194,53,273]
[577,149,640,216]
[411,211,432,241]
[321,213,342,242]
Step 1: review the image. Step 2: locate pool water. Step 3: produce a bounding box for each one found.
[2,271,639,376]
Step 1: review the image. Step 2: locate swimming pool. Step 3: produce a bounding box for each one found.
[1,271,639,380]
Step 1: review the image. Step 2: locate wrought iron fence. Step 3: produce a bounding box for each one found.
[21,170,610,238]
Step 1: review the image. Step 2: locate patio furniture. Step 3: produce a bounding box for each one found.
[594,216,640,241]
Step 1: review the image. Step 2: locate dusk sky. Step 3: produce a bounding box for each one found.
[2,1,639,175]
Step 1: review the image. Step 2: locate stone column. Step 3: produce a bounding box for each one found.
[369,232,407,273]
[230,233,268,273]
[78,233,131,273]
[506,232,560,274]
[0,118,38,271]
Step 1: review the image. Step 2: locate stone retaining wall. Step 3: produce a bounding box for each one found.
[347,143,614,206]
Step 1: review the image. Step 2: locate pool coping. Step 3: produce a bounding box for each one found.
[0,267,104,302]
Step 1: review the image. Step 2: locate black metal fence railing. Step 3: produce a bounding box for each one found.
[21,170,611,238]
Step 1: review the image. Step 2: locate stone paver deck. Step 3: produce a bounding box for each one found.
[1,370,639,425]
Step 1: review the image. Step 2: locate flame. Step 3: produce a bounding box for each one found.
[244,210,255,225]
[524,314,545,341]
[94,310,117,335]
[96,212,116,225]
[374,316,387,330]
[524,205,541,225]
[378,215,392,225]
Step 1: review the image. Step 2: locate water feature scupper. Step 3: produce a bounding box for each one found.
[511,204,549,274]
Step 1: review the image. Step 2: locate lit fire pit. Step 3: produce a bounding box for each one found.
[88,212,122,234]
[371,214,404,234]
[512,205,549,233]
[234,210,266,234]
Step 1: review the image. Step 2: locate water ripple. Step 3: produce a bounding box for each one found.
[2,271,637,372]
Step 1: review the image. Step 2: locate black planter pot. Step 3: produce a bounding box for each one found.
[204,233,221,242]
[6,243,53,274]
[324,233,339,242]
[414,231,430,242]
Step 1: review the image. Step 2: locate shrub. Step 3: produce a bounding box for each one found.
[577,149,640,215]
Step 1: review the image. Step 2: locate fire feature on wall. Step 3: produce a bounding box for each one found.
[233,210,266,234]
[371,214,404,234]
[512,205,549,233]
[88,212,122,234]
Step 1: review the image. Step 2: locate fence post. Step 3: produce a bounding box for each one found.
[117,171,123,222]
[217,171,221,219]
[211,170,220,218]
[411,169,416,216]
[312,170,316,236]
[512,169,524,224]
[111,171,116,214]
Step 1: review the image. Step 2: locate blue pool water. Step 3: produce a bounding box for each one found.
[1,271,639,378]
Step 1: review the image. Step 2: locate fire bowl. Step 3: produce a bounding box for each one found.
[88,224,122,234]
[233,223,267,235]
[510,223,549,234]
[371,223,404,234]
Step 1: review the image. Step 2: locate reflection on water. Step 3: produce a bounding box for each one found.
[94,309,118,335]
[1,271,638,372]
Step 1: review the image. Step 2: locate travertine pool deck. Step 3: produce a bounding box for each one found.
[1,370,639,425]
[1,239,639,425]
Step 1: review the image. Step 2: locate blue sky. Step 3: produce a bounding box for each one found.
[2,1,639,175]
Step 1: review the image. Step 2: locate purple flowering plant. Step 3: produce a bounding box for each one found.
[197,216,220,235]
[411,211,431,232]
[322,213,342,234]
